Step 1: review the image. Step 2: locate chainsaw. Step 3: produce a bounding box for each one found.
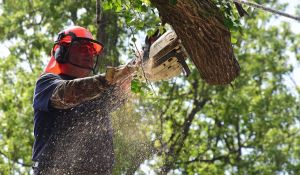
[105,30,190,83]
[137,30,190,82]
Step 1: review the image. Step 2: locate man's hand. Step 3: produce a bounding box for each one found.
[104,64,138,97]
[105,64,138,85]
[105,49,142,85]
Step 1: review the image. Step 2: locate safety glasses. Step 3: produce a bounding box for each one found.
[66,40,100,71]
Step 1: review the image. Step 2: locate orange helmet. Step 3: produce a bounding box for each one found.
[44,26,104,75]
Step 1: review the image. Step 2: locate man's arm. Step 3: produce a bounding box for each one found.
[50,74,110,109]
[50,64,138,109]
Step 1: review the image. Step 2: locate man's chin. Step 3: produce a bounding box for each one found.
[62,64,93,78]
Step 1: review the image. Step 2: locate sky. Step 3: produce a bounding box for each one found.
[278,0,299,33]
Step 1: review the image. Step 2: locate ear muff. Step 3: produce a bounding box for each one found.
[53,31,77,64]
[54,45,68,63]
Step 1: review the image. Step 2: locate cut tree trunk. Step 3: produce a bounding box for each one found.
[150,0,240,85]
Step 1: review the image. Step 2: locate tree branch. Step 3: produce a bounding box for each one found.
[157,83,177,153]
[0,151,32,167]
[233,0,300,21]
[235,115,242,162]
[186,154,231,164]
[161,80,210,174]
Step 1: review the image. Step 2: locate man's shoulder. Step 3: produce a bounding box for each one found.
[36,73,62,85]
[33,73,63,111]
[39,73,61,80]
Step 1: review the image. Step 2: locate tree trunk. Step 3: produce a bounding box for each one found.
[150,0,240,85]
[96,1,120,72]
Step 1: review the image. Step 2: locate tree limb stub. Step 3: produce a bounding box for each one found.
[150,0,240,85]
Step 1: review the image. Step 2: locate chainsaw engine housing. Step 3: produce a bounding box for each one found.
[138,30,190,82]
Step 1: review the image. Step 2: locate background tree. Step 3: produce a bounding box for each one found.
[0,0,300,175]
[136,0,300,174]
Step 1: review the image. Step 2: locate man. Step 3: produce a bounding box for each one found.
[32,26,137,174]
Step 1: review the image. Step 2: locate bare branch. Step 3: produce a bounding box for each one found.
[161,91,209,173]
[233,0,300,21]
[0,151,32,167]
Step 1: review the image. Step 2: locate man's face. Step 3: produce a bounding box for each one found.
[62,40,98,78]
[67,40,97,69]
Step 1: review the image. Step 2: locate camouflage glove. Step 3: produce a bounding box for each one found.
[105,63,139,85]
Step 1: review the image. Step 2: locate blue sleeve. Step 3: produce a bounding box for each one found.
[33,73,63,111]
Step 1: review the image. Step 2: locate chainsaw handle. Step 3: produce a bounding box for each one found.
[163,50,191,77]
[177,53,191,77]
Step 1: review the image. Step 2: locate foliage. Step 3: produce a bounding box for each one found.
[213,0,242,31]
[0,0,300,175]
[135,1,300,174]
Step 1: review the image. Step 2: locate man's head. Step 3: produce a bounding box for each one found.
[45,26,103,78]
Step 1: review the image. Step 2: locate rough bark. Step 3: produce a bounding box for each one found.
[150,0,240,85]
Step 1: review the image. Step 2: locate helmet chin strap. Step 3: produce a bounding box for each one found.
[66,56,100,76]
[92,55,100,75]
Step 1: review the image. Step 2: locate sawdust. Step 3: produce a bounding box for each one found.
[36,86,128,175]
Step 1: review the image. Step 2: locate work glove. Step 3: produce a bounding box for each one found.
[105,64,138,85]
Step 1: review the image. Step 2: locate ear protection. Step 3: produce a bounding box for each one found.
[53,31,77,64]
[54,45,67,63]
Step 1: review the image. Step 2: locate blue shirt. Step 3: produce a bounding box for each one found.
[31,73,116,173]
[32,73,73,161]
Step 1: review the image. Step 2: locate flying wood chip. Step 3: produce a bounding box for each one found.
[150,0,240,85]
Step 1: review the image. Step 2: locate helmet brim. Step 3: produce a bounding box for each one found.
[92,41,104,55]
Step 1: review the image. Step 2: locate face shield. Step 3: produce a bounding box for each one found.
[65,39,101,74]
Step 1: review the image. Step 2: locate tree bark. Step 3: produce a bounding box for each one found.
[150,0,240,85]
[96,0,120,72]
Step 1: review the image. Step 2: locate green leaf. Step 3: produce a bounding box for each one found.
[169,0,177,5]
[231,36,237,44]
[147,29,155,37]
[131,79,142,93]
[224,18,234,29]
